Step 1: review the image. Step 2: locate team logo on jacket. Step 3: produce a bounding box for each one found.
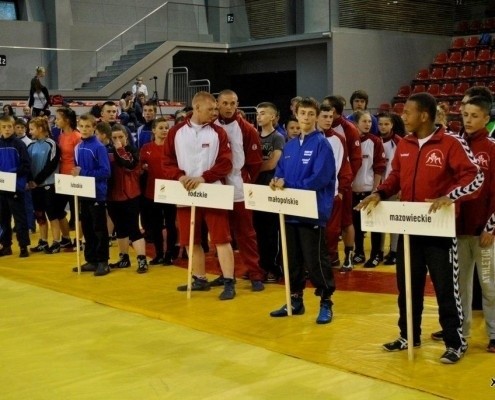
[475,152,489,169]
[425,149,444,168]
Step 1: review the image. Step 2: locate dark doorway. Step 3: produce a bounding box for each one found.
[230,71,296,122]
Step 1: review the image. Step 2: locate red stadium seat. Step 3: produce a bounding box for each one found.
[426,84,440,97]
[473,81,486,87]
[465,36,480,48]
[449,100,462,115]
[488,81,495,93]
[451,37,466,49]
[411,84,426,94]
[483,18,495,32]
[458,65,473,79]
[473,64,488,78]
[430,67,444,80]
[461,49,476,63]
[488,64,495,77]
[444,66,459,80]
[415,69,429,81]
[378,103,391,113]
[439,83,455,97]
[396,85,411,98]
[454,82,470,96]
[392,103,405,114]
[447,51,462,64]
[476,49,491,63]
[454,20,469,34]
[433,52,448,65]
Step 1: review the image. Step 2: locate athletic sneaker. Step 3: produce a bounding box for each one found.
[364,253,381,268]
[270,297,305,317]
[177,276,210,291]
[162,251,175,265]
[30,239,49,253]
[219,278,236,300]
[59,237,73,249]
[94,262,110,277]
[0,246,13,256]
[136,256,148,274]
[431,330,443,341]
[382,337,421,351]
[19,247,29,258]
[264,272,279,283]
[45,242,61,254]
[316,299,333,324]
[383,251,397,265]
[149,256,165,265]
[440,345,467,364]
[487,339,495,353]
[352,252,366,264]
[340,251,354,273]
[209,275,226,287]
[109,253,131,269]
[72,262,97,272]
[251,280,265,292]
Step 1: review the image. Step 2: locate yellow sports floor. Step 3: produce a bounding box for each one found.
[0,240,494,399]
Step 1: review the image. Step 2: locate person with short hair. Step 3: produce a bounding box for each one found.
[357,93,484,364]
[285,116,300,140]
[0,115,31,257]
[269,97,337,324]
[131,76,148,97]
[164,91,236,300]
[71,114,111,276]
[347,89,379,135]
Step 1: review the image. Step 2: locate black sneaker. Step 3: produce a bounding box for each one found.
[109,253,131,269]
[45,242,61,254]
[209,275,226,287]
[431,330,443,341]
[59,237,73,249]
[340,251,354,273]
[440,345,467,364]
[0,246,13,257]
[487,339,495,353]
[72,262,97,272]
[270,297,305,317]
[316,299,333,324]
[136,256,148,274]
[352,252,366,264]
[177,276,210,291]
[162,251,175,265]
[383,251,397,265]
[251,280,265,292]
[219,278,236,300]
[264,272,279,283]
[383,337,421,351]
[149,256,165,265]
[94,262,110,276]
[364,253,381,268]
[19,247,29,258]
[30,240,48,253]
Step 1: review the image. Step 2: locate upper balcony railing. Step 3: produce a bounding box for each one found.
[0,2,252,92]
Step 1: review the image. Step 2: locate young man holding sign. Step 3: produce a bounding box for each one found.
[269,97,337,324]
[163,91,236,300]
[357,93,484,363]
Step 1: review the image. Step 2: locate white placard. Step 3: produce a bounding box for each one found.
[0,171,16,192]
[243,183,318,219]
[154,179,234,210]
[54,173,96,198]
[361,201,455,237]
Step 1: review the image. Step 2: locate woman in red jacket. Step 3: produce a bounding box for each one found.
[107,124,148,273]
[139,117,178,265]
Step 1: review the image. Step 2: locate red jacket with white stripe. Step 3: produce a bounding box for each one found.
[377,126,484,208]
[332,115,362,179]
[457,128,495,236]
[324,128,353,196]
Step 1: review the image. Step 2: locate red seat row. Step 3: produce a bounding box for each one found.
[450,35,489,49]
[396,81,495,99]
[433,48,494,65]
[455,18,495,34]
[416,64,495,81]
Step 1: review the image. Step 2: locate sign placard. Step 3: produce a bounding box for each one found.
[54,173,96,198]
[154,179,234,210]
[361,201,455,237]
[243,183,318,219]
[0,55,6,66]
[0,171,16,192]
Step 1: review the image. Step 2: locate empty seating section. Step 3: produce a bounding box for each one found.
[393,29,495,119]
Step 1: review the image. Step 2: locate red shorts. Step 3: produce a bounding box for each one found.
[177,206,231,246]
[341,190,353,228]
